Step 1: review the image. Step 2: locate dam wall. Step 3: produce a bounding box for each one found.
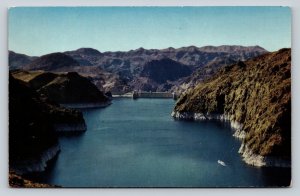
[133,91,178,99]
[112,91,179,99]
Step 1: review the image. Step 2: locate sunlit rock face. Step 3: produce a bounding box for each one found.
[172,48,291,167]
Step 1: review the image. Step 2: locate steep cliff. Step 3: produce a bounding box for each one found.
[172,48,291,167]
[9,75,86,174]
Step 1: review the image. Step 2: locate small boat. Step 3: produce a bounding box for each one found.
[217,160,226,166]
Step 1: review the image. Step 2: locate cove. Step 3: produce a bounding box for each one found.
[30,98,291,187]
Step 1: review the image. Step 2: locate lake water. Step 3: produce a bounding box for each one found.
[33,98,291,187]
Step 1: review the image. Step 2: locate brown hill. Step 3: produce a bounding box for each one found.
[24,52,80,71]
[9,51,37,70]
[12,70,111,106]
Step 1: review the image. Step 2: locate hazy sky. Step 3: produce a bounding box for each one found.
[9,7,291,56]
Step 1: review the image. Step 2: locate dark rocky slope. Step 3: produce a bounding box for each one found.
[9,75,86,175]
[127,58,192,91]
[171,57,237,93]
[12,70,111,108]
[172,48,291,167]
[140,58,191,83]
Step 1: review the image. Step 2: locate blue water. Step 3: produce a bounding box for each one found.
[34,98,290,187]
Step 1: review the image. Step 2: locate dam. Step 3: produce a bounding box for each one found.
[112,91,178,100]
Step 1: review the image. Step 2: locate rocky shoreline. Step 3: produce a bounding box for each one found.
[171,111,243,132]
[9,71,113,187]
[238,143,291,168]
[171,111,291,168]
[10,144,61,175]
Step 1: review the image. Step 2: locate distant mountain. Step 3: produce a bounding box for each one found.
[24,52,80,71]
[140,58,192,83]
[10,45,268,93]
[198,45,266,54]
[9,51,36,70]
[65,45,268,92]
[65,45,268,74]
[65,48,103,66]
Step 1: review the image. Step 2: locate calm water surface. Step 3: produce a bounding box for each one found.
[34,98,290,187]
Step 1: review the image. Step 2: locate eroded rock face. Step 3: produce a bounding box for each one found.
[172,48,291,167]
[9,75,86,174]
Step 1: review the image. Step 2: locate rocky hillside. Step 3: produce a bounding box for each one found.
[12,70,111,107]
[171,57,237,93]
[172,48,291,167]
[23,52,80,71]
[9,51,36,70]
[13,51,129,93]
[10,45,267,93]
[140,58,191,83]
[65,46,267,92]
[65,45,267,72]
[9,74,86,175]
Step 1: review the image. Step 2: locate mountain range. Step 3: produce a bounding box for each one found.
[9,45,268,94]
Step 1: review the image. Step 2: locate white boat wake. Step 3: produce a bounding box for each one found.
[217,160,227,166]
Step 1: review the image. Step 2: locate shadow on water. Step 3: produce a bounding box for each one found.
[57,131,86,137]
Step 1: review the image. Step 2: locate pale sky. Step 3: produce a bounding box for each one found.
[9,6,291,56]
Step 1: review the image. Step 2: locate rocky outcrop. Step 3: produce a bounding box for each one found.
[9,171,59,188]
[172,48,291,167]
[9,75,86,175]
